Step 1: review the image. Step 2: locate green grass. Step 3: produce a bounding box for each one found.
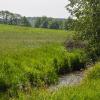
[0,24,87,99]
[0,24,72,50]
[15,62,100,100]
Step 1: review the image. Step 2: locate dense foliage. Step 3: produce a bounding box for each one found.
[66,0,100,60]
[34,16,74,30]
[0,11,31,27]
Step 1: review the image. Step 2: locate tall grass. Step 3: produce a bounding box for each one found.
[0,45,87,93]
[0,24,87,99]
[14,62,100,100]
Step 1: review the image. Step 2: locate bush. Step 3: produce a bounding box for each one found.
[87,62,100,80]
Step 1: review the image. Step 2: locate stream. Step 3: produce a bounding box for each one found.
[49,71,84,90]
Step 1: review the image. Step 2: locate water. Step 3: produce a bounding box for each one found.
[49,71,84,90]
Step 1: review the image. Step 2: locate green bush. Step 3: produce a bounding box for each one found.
[87,63,100,80]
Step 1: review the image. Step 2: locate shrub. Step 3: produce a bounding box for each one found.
[87,63,100,80]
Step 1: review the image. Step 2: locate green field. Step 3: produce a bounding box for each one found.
[0,24,70,49]
[0,24,99,100]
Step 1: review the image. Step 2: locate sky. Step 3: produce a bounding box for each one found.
[0,0,70,18]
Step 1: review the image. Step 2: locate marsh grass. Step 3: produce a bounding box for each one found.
[0,24,88,99]
[15,63,100,100]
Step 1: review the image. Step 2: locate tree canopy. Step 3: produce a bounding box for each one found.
[0,10,31,27]
[34,16,74,30]
[66,0,100,60]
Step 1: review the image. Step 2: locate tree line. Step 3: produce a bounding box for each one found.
[34,16,74,30]
[0,10,76,30]
[0,10,31,27]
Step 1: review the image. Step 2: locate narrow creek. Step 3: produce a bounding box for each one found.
[49,71,84,90]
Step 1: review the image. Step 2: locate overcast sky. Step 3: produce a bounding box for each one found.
[0,0,69,18]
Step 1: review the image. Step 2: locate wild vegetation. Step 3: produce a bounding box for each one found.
[10,62,100,100]
[0,24,87,99]
[66,0,100,61]
[0,0,100,99]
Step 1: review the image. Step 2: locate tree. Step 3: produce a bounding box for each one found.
[40,16,48,28]
[63,17,74,30]
[21,16,31,27]
[0,11,10,24]
[66,0,100,60]
[48,20,59,29]
[0,10,31,27]
[34,17,41,28]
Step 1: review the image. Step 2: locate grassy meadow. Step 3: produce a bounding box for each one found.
[0,24,100,100]
[0,24,70,49]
